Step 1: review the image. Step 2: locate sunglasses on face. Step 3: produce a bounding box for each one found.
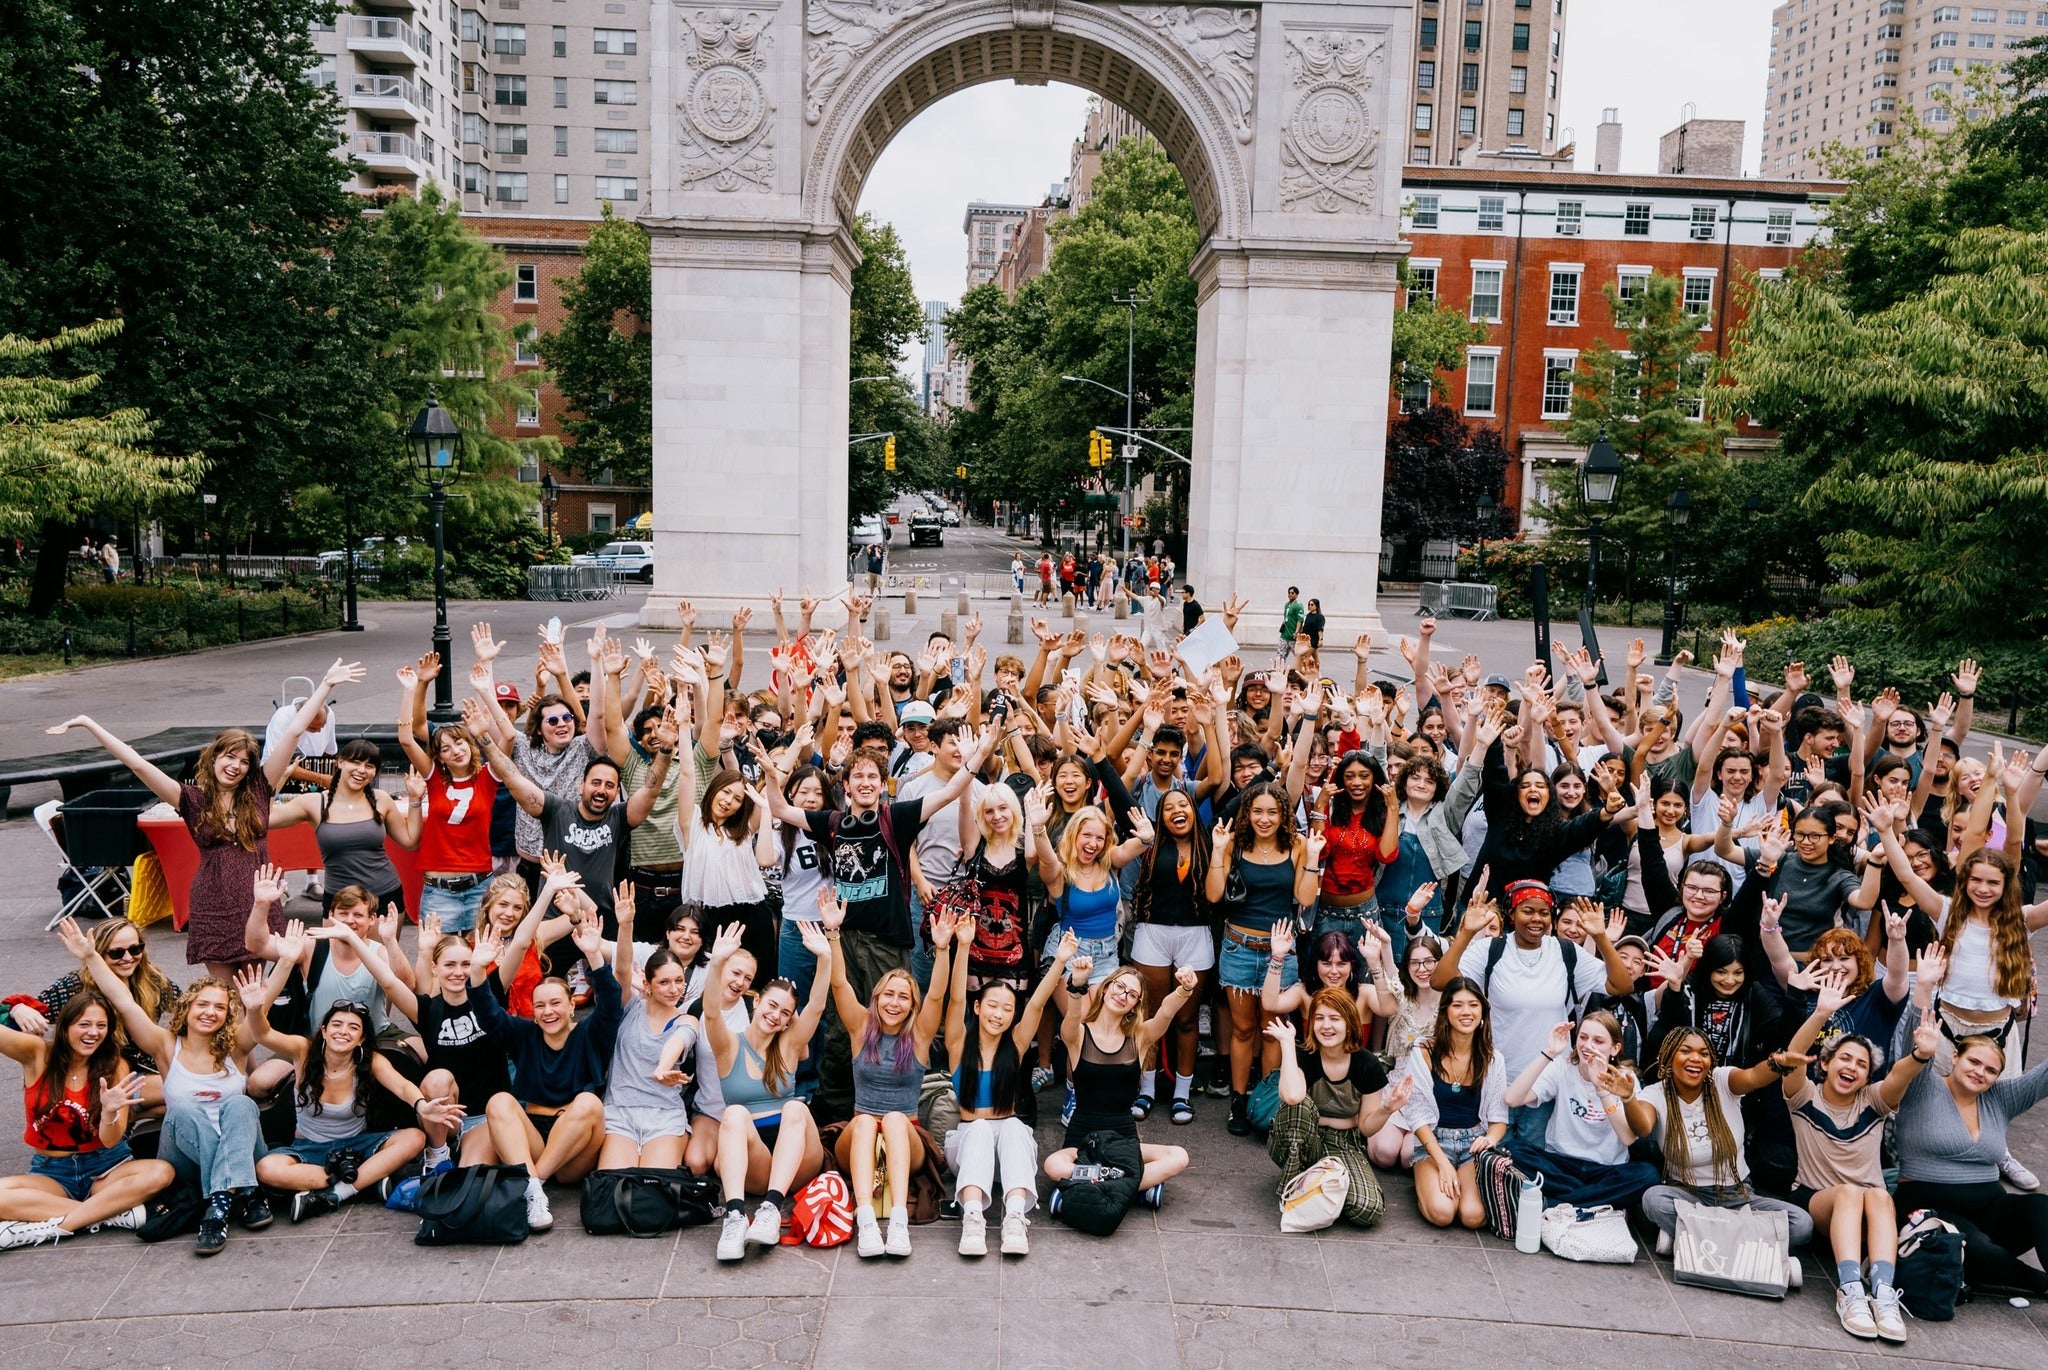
[542,712,575,726]
[104,945,144,961]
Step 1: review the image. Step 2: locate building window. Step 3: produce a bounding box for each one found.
[459,9,484,43]
[1690,205,1719,240]
[492,23,526,55]
[1680,354,1712,421]
[515,335,540,365]
[462,113,488,145]
[1929,56,1957,72]
[1682,272,1716,324]
[593,80,636,105]
[1624,202,1651,236]
[1420,16,1437,47]
[1546,112,1555,141]
[462,161,486,195]
[1556,200,1583,235]
[1400,373,1432,414]
[594,28,637,54]
[497,172,530,204]
[1767,208,1794,244]
[1932,4,1961,17]
[1507,108,1525,137]
[555,125,568,155]
[1617,269,1649,303]
[517,391,541,426]
[1460,105,1478,135]
[588,506,615,535]
[594,176,639,201]
[552,26,566,56]
[1406,263,1438,308]
[493,74,526,106]
[1548,269,1580,325]
[494,124,528,154]
[1412,145,1432,164]
[1470,266,1504,322]
[1509,65,1528,94]
[1512,21,1531,50]
[553,173,568,203]
[553,76,568,107]
[1411,194,1440,228]
[1463,350,1499,415]
[1541,353,1577,418]
[1465,19,1483,50]
[1931,30,1958,46]
[1462,62,1480,92]
[594,128,638,153]
[515,264,538,301]
[1477,196,1505,232]
[1968,31,1997,46]
[1417,60,1435,90]
[1415,102,1434,131]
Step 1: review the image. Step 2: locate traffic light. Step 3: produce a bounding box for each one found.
[1089,430,1103,466]
[883,435,896,472]
[955,464,966,479]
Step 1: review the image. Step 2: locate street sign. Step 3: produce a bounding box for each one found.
[201,494,218,505]
[1121,515,1141,528]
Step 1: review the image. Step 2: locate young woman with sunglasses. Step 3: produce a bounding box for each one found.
[268,737,424,916]
[0,991,174,1250]
[17,922,181,1109]
[46,657,364,976]
[398,652,500,934]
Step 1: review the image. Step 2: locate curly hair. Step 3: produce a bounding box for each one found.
[1229,780,1297,852]
[1806,928,1877,998]
[167,979,240,1068]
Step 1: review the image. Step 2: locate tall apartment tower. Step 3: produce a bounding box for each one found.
[312,2,652,218]
[1406,0,1569,166]
[1762,0,2048,181]
[922,301,950,413]
[963,203,1032,288]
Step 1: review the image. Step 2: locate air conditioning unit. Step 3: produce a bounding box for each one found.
[1690,224,1716,241]
[1558,222,1581,236]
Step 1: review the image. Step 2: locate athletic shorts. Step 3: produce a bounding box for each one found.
[1130,923,1216,972]
[604,1103,692,1145]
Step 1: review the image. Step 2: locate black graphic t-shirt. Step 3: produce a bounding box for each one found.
[542,794,630,917]
[418,981,512,1106]
[802,800,928,947]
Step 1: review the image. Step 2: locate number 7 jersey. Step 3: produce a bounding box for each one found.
[418,763,500,874]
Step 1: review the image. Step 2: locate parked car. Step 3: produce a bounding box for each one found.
[571,540,656,582]
[908,514,944,548]
[850,515,885,548]
[316,536,407,574]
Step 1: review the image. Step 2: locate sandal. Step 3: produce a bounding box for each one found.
[1170,1099,1195,1125]
[1130,1094,1154,1120]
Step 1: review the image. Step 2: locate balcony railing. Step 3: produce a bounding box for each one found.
[354,131,420,163]
[347,16,421,53]
[350,75,420,110]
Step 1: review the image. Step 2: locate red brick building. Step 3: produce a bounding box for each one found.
[1395,165,1841,527]
[467,215,653,540]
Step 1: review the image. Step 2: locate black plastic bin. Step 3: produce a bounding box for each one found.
[59,789,160,868]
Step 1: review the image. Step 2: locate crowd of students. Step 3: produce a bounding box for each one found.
[10,599,2047,1342]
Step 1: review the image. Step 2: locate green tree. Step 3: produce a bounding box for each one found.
[538,205,652,485]
[1392,269,1487,398]
[1,319,203,613]
[845,214,931,518]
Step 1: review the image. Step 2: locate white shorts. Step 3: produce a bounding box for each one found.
[1130,923,1216,972]
[603,1103,692,1145]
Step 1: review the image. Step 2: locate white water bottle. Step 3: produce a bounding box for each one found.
[1514,1171,1544,1254]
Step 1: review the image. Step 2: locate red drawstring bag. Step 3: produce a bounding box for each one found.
[783,1171,853,1247]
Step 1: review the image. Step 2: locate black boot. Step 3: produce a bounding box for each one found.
[1226,1091,1251,1136]
[196,1191,233,1256]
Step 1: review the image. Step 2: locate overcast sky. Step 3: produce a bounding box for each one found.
[859,0,1781,320]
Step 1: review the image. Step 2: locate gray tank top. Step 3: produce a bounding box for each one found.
[606,998,696,1115]
[295,1076,365,1144]
[317,805,397,894]
[851,1030,924,1117]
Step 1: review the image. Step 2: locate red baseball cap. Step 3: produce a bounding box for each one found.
[495,682,521,705]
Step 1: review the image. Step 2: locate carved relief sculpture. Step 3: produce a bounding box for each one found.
[1279,28,1385,212]
[1128,7,1257,143]
[804,0,948,123]
[677,8,777,192]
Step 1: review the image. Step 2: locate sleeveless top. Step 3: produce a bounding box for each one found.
[1066,1024,1141,1141]
[1058,876,1121,940]
[962,841,1030,982]
[295,1076,366,1144]
[1942,919,2023,1012]
[309,951,388,1037]
[852,1030,925,1117]
[316,793,397,893]
[163,1053,247,1129]
[717,1036,786,1120]
[1233,854,1299,933]
[23,1076,101,1152]
[418,764,496,873]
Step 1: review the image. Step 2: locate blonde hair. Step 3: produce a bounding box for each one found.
[478,874,531,934]
[975,784,1023,852]
[1084,967,1157,1066]
[1057,805,1116,876]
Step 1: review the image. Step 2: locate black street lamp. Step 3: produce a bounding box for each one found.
[1580,429,1622,618]
[1656,484,1693,665]
[539,471,559,550]
[1474,489,1496,583]
[1740,491,1764,622]
[407,387,464,724]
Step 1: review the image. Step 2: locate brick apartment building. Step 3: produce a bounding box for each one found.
[1397,159,1840,529]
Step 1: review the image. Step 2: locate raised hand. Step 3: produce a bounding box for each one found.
[1758,890,1787,934]
[1917,942,1948,990]
[252,863,288,907]
[814,886,848,932]
[378,901,402,945]
[1828,654,1855,696]
[614,880,636,932]
[1068,955,1094,984]
[1270,920,1295,961]
[53,916,93,961]
[1263,1016,1297,1047]
[1911,1012,1941,1062]
[1174,965,1199,994]
[1543,1021,1574,1059]
[930,908,958,950]
[470,622,504,663]
[1953,658,1980,698]
[471,923,505,969]
[1052,929,1079,966]
[99,1072,147,1115]
[1211,818,1234,852]
[323,658,367,690]
[234,964,270,1013]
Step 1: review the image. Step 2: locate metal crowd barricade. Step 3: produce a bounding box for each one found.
[527,564,618,602]
[1417,581,1499,621]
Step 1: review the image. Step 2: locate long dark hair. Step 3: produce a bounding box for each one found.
[965,983,1024,1115]
[35,992,121,1121]
[778,764,835,871]
[296,1002,373,1118]
[1326,752,1389,834]
[1229,779,1297,852]
[1137,790,1209,919]
[1426,976,1495,1089]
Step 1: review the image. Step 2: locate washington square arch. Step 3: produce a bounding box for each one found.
[639,0,1414,638]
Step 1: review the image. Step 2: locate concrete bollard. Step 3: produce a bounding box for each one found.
[1073,611,1089,639]
[1007,609,1024,645]
[1113,596,1130,621]
[938,609,958,643]
[956,590,970,617]
[1061,591,1075,619]
[869,602,891,642]
[904,589,917,616]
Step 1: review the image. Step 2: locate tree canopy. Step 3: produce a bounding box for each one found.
[539,206,652,487]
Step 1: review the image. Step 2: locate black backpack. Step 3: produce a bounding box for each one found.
[1897,1210,1970,1321]
[1482,935,1586,1018]
[1051,1129,1143,1237]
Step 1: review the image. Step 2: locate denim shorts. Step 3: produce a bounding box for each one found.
[274,1130,395,1169]
[420,880,487,933]
[29,1141,133,1201]
[1219,928,1296,992]
[1043,932,1119,986]
[1409,1124,1487,1169]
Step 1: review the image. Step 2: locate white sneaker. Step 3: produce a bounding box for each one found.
[0,1219,64,1252]
[855,1209,884,1258]
[884,1207,910,1257]
[1871,1287,1908,1343]
[524,1184,553,1233]
[1654,1228,1672,1257]
[1000,1213,1030,1256]
[2000,1151,2040,1191]
[717,1209,748,1261]
[91,1205,148,1233]
[1836,1288,1879,1340]
[958,1209,987,1257]
[1784,1257,1803,1290]
[746,1202,782,1247]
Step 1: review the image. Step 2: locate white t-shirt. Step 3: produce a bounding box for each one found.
[1458,936,1611,1075]
[263,700,337,762]
[897,767,983,888]
[1637,1066,1748,1186]
[1531,1055,1629,1166]
[776,822,829,920]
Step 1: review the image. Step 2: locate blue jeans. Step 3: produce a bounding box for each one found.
[161,1094,265,1194]
[30,1141,134,1201]
[1507,1100,1553,1154]
[1310,902,1375,955]
[274,1130,396,1168]
[420,880,486,934]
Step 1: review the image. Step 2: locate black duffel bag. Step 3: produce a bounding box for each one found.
[580,1167,720,1237]
[415,1163,532,1246]
[1051,1129,1143,1237]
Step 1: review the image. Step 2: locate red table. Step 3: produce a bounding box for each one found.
[140,814,426,928]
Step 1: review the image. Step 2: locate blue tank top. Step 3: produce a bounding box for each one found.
[1234,855,1298,932]
[1059,877,1121,939]
[718,1038,784,1119]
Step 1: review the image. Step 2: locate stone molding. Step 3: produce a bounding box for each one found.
[675,7,779,193]
[645,217,861,286]
[1191,237,1405,303]
[1278,25,1386,213]
[1126,7,1257,144]
[802,0,948,123]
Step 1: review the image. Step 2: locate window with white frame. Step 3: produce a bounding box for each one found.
[1679,353,1713,421]
[1616,268,1649,303]
[1406,261,1439,308]
[1613,353,1641,420]
[1410,193,1440,228]
[517,390,541,426]
[1682,271,1716,325]
[1556,199,1583,235]
[493,123,528,154]
[593,28,637,53]
[492,23,525,54]
[1767,207,1794,244]
[594,127,637,153]
[1548,267,1581,325]
[1470,265,1504,322]
[496,172,529,204]
[1463,350,1500,415]
[1478,196,1505,231]
[515,333,540,365]
[1541,352,1577,418]
[594,176,638,201]
[593,79,636,104]
[553,174,568,203]
[1624,202,1651,236]
[1690,205,1719,240]
[515,264,538,301]
[493,73,526,106]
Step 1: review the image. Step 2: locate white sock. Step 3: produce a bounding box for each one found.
[1173,1071,1194,1101]
[857,1206,880,1226]
[526,1176,544,1199]
[1005,1191,1031,1218]
[332,1182,358,1202]
[1139,1069,1158,1097]
[963,1198,984,1219]
[889,1205,907,1223]
[423,1145,450,1168]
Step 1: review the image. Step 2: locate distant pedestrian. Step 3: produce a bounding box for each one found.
[865,543,885,595]
[1036,554,1054,606]
[1011,554,1026,595]
[99,539,119,585]
[1279,587,1305,662]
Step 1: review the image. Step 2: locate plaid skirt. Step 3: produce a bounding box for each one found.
[1266,1100,1384,1228]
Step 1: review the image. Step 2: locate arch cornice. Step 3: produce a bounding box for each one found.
[801,1,1256,243]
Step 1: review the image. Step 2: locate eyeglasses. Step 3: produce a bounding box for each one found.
[104,945,145,961]
[541,712,575,726]
[1792,830,1830,843]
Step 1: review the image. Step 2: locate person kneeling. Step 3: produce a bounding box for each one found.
[1265,990,1410,1229]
